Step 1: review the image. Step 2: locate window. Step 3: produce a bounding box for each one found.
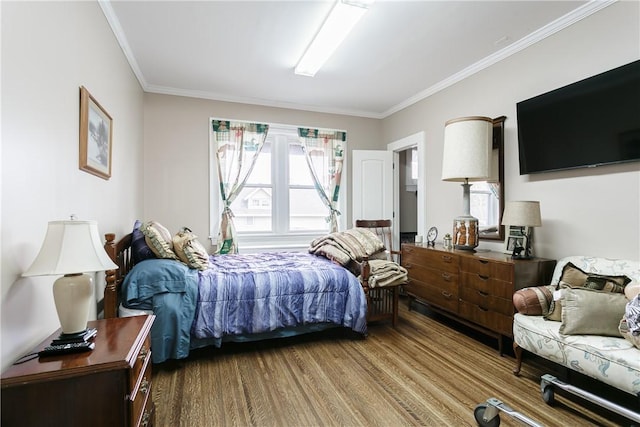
[470,182,499,231]
[211,123,346,250]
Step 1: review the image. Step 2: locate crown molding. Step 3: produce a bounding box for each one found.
[100,0,616,120]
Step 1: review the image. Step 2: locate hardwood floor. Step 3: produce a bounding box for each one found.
[152,297,634,426]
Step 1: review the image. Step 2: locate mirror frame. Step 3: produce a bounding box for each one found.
[479,115,506,241]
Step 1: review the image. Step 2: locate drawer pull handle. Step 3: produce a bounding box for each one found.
[140,377,150,395]
[139,346,149,361]
[478,290,489,297]
[441,273,451,281]
[477,274,489,281]
[142,410,152,427]
[442,255,452,263]
[479,260,489,265]
[442,291,452,298]
[478,306,489,311]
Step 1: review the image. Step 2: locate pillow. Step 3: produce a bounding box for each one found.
[131,220,156,264]
[545,262,631,321]
[173,227,210,271]
[559,287,628,336]
[619,318,640,349]
[625,280,640,300]
[140,220,178,260]
[513,285,555,315]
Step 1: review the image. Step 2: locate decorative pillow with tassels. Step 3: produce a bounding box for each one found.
[173,227,210,271]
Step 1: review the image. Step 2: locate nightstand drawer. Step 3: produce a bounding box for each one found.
[130,357,153,427]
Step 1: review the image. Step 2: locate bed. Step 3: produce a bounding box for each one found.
[102,228,399,364]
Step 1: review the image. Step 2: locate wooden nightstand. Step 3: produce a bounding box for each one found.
[1,315,155,427]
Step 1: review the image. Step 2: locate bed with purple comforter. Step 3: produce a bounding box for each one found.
[121,252,368,363]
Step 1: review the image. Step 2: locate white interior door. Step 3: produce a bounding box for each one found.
[352,149,394,226]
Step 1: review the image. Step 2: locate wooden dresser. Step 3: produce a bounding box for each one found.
[1,315,155,427]
[402,244,555,353]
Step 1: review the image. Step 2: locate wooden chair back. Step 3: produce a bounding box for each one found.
[355,219,400,263]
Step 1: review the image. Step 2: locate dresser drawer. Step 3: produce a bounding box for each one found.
[459,287,513,316]
[406,278,458,313]
[404,261,458,289]
[403,247,458,273]
[460,272,513,300]
[459,257,512,281]
[458,300,513,337]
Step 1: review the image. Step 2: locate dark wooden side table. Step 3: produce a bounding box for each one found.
[1,315,155,427]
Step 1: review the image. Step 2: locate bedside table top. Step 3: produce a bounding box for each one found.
[1,315,154,386]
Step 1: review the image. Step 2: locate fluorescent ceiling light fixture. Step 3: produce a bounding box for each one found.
[295,0,373,77]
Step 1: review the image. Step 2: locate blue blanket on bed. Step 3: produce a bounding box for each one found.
[122,252,367,363]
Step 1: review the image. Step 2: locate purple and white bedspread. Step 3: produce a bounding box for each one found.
[192,252,368,340]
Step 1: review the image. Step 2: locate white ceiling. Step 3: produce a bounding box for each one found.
[102,0,610,119]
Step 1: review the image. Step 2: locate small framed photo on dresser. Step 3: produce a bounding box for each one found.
[503,226,529,255]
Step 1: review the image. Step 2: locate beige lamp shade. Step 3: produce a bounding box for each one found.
[23,220,117,277]
[441,116,493,182]
[501,201,542,227]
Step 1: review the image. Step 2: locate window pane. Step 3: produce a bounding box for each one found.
[246,141,271,185]
[230,186,272,232]
[290,188,330,232]
[289,142,315,186]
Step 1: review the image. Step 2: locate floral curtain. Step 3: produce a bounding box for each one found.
[213,120,269,254]
[298,128,346,233]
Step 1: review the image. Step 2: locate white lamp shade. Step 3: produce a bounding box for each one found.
[501,201,542,227]
[441,116,493,182]
[23,220,118,277]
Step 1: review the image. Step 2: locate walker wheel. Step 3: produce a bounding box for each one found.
[474,403,501,427]
[542,385,555,405]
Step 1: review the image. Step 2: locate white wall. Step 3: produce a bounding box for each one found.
[382,1,640,261]
[143,93,382,243]
[1,1,144,370]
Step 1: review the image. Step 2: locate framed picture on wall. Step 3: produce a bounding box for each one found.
[503,226,529,255]
[79,86,113,180]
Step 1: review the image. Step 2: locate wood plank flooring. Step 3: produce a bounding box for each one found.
[152,298,635,426]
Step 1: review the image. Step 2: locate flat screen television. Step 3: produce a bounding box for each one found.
[516,60,640,175]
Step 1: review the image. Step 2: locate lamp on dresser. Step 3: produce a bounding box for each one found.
[501,200,542,259]
[22,216,118,341]
[441,116,493,251]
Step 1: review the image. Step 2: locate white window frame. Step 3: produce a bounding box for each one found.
[209,120,348,252]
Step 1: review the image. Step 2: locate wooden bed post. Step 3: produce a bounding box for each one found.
[104,233,119,319]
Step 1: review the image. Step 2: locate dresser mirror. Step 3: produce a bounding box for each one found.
[471,116,506,241]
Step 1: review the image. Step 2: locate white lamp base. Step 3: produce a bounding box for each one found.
[53,273,94,335]
[453,215,479,251]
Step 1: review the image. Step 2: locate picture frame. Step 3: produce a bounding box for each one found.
[503,225,529,254]
[79,86,113,180]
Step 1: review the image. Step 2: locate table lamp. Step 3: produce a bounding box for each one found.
[23,217,118,339]
[501,201,542,259]
[441,116,493,251]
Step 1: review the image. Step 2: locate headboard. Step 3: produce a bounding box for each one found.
[103,233,134,318]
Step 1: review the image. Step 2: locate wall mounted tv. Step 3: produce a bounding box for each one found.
[516,60,640,175]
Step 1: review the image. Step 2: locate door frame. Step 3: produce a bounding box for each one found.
[387,132,425,250]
